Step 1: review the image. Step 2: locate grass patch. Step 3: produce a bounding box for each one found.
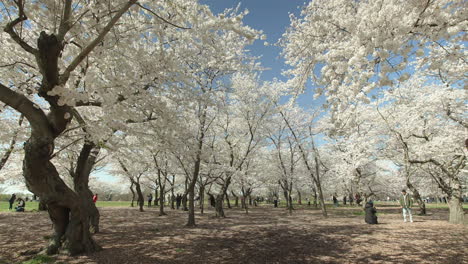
[0,201,39,212]
[21,255,54,264]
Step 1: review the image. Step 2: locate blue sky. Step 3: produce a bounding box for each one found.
[200,0,320,108]
[201,0,306,82]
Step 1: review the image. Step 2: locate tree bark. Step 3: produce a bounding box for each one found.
[312,188,318,208]
[38,199,47,211]
[154,187,159,206]
[231,191,239,207]
[130,182,135,207]
[23,136,101,255]
[199,185,205,214]
[297,189,302,205]
[215,193,225,217]
[134,180,144,212]
[448,197,465,225]
[406,179,426,215]
[73,141,101,233]
[314,157,327,217]
[225,191,231,209]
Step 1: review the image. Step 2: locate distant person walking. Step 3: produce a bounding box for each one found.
[92,194,98,203]
[8,194,16,210]
[399,190,413,223]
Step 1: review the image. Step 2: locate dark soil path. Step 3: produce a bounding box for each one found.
[0,205,466,264]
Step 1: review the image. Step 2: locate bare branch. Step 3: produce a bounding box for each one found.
[3,0,38,55]
[136,3,191,30]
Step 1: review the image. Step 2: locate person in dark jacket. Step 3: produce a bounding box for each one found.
[208,193,216,208]
[8,194,16,210]
[176,194,182,209]
[364,201,378,224]
[15,198,26,212]
[147,193,153,207]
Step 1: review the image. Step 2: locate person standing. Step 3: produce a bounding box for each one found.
[8,194,16,210]
[349,194,354,206]
[176,194,182,209]
[332,195,338,207]
[147,193,153,207]
[92,193,98,203]
[399,189,413,223]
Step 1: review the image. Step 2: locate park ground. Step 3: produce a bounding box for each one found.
[0,202,467,264]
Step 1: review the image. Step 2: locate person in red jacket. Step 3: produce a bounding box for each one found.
[92,194,98,203]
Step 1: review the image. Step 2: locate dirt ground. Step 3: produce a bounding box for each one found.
[0,205,467,264]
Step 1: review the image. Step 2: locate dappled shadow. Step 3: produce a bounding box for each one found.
[1,205,467,264]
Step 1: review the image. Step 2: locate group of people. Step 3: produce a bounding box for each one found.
[332,193,364,207]
[364,189,414,225]
[145,193,185,209]
[8,194,26,212]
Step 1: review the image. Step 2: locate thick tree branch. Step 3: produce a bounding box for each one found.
[60,0,138,84]
[0,82,51,137]
[57,0,73,41]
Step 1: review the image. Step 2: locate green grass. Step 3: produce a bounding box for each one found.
[20,255,54,264]
[0,201,39,212]
[1,200,465,213]
[95,201,132,207]
[0,201,133,212]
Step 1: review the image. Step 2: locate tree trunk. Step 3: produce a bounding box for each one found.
[130,182,135,207]
[157,169,166,216]
[73,141,101,233]
[215,193,225,217]
[313,188,318,208]
[134,180,144,212]
[225,192,231,209]
[314,157,328,217]
[182,193,188,211]
[171,189,175,210]
[448,197,465,224]
[23,136,101,255]
[159,185,166,216]
[282,188,289,209]
[242,195,249,214]
[154,187,159,206]
[186,109,207,227]
[199,185,205,214]
[297,189,302,205]
[38,199,48,211]
[406,179,426,215]
[231,191,239,207]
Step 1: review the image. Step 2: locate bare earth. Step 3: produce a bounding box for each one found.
[0,205,467,264]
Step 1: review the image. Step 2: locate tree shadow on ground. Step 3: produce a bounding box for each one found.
[2,206,466,264]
